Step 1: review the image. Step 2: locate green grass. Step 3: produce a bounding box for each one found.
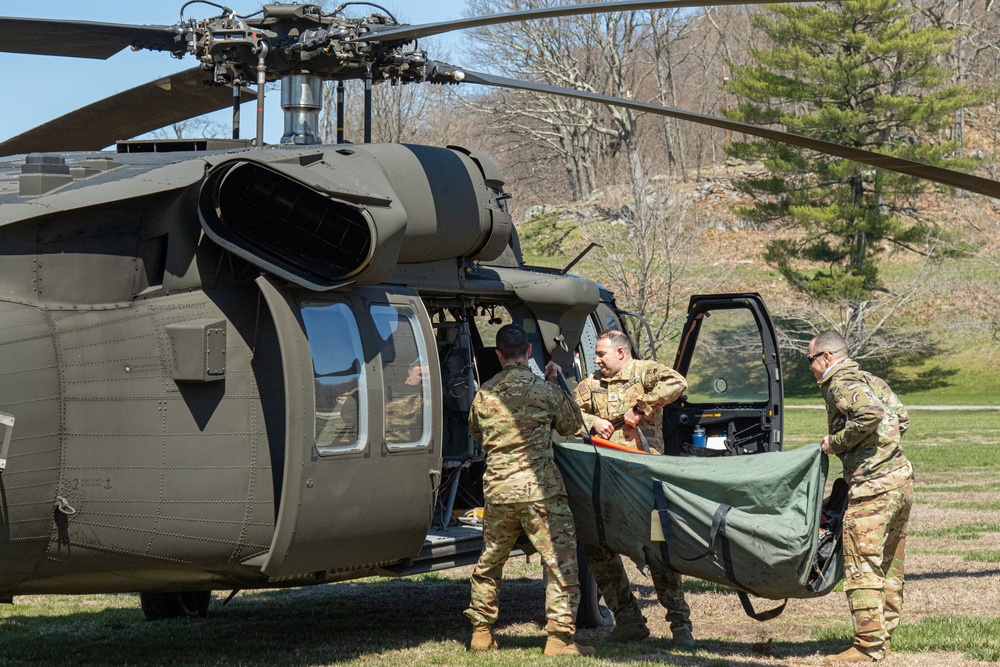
[920,483,995,493]
[782,348,1000,404]
[782,408,1000,474]
[910,522,1000,540]
[964,550,1000,563]
[944,501,1000,511]
[812,616,1000,661]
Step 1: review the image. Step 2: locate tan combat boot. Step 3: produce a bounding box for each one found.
[671,626,696,647]
[543,632,596,657]
[823,646,877,664]
[469,624,498,652]
[605,616,650,643]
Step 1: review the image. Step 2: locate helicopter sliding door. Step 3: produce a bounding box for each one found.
[256,277,441,578]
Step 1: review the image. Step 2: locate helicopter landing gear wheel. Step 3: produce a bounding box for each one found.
[574,543,612,629]
[139,591,211,620]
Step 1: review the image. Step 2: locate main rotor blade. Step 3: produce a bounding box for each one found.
[456,69,1000,200]
[0,68,254,157]
[356,0,816,43]
[0,17,179,59]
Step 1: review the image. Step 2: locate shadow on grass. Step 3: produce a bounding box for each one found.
[907,567,1000,581]
[782,355,958,400]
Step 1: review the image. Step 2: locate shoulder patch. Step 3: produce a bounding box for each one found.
[576,382,591,401]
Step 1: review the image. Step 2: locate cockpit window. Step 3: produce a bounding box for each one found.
[301,302,368,455]
[371,304,431,450]
[684,308,768,404]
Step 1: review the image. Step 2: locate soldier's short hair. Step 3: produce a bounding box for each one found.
[496,324,530,360]
[813,331,849,357]
[597,329,631,352]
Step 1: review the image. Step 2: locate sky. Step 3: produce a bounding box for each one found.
[0,0,471,147]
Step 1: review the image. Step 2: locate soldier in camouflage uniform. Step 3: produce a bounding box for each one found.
[465,324,595,657]
[385,362,426,443]
[809,331,914,664]
[574,330,695,646]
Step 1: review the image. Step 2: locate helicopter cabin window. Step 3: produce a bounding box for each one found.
[683,308,768,404]
[370,304,431,451]
[301,302,368,455]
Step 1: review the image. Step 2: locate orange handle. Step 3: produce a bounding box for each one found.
[589,436,649,454]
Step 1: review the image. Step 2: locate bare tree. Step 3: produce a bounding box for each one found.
[773,249,945,361]
[149,117,227,140]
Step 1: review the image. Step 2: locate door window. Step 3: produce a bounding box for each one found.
[301,302,368,455]
[371,304,432,450]
[684,308,768,404]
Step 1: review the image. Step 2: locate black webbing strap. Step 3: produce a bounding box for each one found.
[590,450,607,547]
[677,502,731,562]
[654,486,788,621]
[716,512,788,621]
[737,591,787,621]
[652,483,678,573]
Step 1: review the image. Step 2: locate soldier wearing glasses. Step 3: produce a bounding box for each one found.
[808,331,913,664]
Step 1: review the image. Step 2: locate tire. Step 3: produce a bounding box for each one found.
[574,543,612,629]
[139,591,211,620]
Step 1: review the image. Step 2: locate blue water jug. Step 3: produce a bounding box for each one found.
[692,425,706,448]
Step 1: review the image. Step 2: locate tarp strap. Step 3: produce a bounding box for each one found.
[678,502,730,562]
[591,455,608,547]
[737,591,787,621]
[715,505,789,621]
[652,483,678,573]
[654,489,788,621]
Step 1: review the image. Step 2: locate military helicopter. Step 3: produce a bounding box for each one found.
[0,0,997,625]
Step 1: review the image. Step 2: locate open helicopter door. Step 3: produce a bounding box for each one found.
[662,294,783,457]
[254,277,441,578]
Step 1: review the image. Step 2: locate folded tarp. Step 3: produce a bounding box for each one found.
[554,441,843,612]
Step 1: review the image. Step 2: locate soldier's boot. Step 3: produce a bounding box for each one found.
[605,613,650,643]
[671,625,696,647]
[842,589,888,661]
[469,624,498,652]
[822,646,878,664]
[543,632,596,657]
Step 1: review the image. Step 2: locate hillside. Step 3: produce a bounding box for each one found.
[514,164,1000,403]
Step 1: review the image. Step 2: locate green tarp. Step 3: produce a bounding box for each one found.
[554,442,839,601]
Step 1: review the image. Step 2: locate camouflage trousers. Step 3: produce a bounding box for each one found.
[584,543,691,632]
[842,477,914,660]
[464,495,581,634]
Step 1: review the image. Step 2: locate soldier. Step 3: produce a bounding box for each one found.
[574,330,694,646]
[465,324,595,657]
[385,361,426,443]
[808,331,913,664]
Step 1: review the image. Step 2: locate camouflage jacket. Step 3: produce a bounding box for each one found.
[819,359,912,497]
[469,362,583,504]
[574,358,687,453]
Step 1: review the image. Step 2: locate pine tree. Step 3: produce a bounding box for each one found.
[725,0,982,352]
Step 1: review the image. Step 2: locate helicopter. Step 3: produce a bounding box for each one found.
[0,0,997,625]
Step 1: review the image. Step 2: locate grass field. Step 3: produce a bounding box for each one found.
[1,410,997,666]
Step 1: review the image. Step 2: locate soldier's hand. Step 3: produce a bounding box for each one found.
[544,361,562,383]
[592,418,614,439]
[820,435,833,454]
[623,407,643,428]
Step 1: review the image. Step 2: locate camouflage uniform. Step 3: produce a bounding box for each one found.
[465,362,584,634]
[385,389,423,443]
[574,358,686,453]
[574,359,692,634]
[820,359,913,660]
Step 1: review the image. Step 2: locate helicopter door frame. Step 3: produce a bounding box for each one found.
[662,293,783,457]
